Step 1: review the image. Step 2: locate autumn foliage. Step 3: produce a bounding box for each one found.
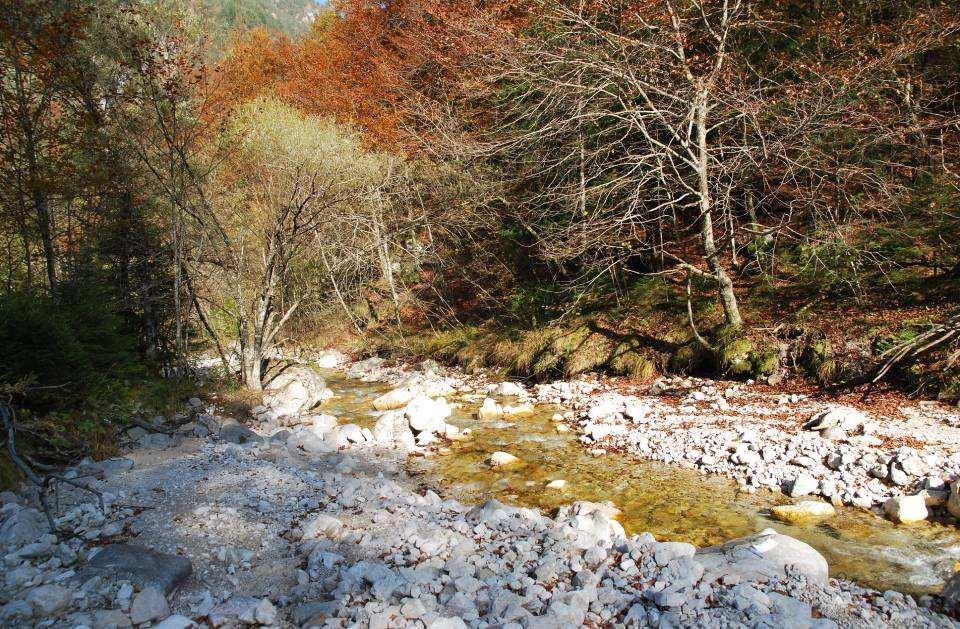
[211,0,529,149]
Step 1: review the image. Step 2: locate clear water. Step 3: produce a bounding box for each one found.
[318,369,960,595]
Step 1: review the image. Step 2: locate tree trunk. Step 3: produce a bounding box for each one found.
[696,96,743,329]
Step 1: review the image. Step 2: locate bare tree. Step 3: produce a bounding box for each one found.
[486,0,759,331]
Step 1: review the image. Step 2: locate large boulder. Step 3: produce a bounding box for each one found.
[404,395,451,434]
[263,367,332,417]
[697,528,828,584]
[81,544,192,594]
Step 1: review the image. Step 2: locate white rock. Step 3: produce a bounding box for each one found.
[404,395,451,434]
[495,382,526,396]
[310,414,338,434]
[238,598,276,625]
[546,479,567,489]
[502,402,534,416]
[153,614,196,629]
[372,411,416,450]
[0,507,48,547]
[805,406,868,433]
[477,398,503,420]
[700,529,829,584]
[301,514,343,539]
[373,386,420,411]
[427,618,469,629]
[487,451,521,468]
[788,474,818,498]
[883,494,928,524]
[263,367,331,417]
[314,349,347,369]
[623,400,651,421]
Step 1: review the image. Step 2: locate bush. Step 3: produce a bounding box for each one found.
[0,280,142,411]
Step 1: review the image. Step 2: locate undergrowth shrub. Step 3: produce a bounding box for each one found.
[0,280,188,484]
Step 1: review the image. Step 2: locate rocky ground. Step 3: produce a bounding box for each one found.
[2,351,960,628]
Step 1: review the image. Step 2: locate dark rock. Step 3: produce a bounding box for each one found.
[219,423,263,445]
[81,544,192,594]
[942,571,960,614]
[291,601,340,625]
[77,458,134,479]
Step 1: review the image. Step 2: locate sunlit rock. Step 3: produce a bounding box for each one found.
[263,366,332,417]
[770,501,836,525]
[373,386,420,411]
[405,395,452,434]
[477,398,503,420]
[502,402,535,416]
[883,494,928,524]
[487,451,521,468]
[315,349,347,369]
[804,406,868,433]
[698,528,829,584]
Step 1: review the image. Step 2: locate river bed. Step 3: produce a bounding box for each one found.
[318,369,960,596]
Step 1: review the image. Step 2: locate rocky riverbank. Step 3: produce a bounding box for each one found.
[2,353,960,627]
[336,353,960,525]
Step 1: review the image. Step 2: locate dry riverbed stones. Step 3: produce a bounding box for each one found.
[3,354,960,627]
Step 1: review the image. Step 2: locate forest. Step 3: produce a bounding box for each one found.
[1,0,959,470]
[4,2,960,628]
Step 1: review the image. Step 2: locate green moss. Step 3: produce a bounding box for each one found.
[800,334,838,385]
[715,326,754,377]
[749,348,781,377]
[609,343,657,380]
[564,331,612,376]
[941,375,960,406]
[0,454,20,491]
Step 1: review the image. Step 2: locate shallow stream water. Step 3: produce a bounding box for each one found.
[318,369,960,596]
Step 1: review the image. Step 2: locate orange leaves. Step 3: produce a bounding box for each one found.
[208,0,531,152]
[209,28,295,117]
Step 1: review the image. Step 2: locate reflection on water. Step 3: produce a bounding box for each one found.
[317,369,960,595]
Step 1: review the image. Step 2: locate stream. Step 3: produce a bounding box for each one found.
[317,369,960,596]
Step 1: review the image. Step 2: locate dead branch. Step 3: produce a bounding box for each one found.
[1,401,105,536]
